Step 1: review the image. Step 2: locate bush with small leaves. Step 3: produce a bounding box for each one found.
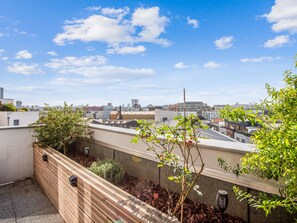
[89,159,124,184]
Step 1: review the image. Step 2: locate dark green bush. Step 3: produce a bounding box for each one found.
[89,159,124,184]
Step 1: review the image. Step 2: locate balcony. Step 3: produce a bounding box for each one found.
[0,125,295,223]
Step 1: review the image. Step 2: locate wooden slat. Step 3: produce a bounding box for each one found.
[35,148,132,222]
[34,155,97,223]
[34,150,110,223]
[35,147,143,223]
[34,145,179,223]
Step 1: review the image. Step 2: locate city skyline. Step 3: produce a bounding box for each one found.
[0,0,297,106]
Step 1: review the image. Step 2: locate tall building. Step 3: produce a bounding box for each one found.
[131,99,139,107]
[16,101,23,109]
[131,99,140,110]
[0,87,3,99]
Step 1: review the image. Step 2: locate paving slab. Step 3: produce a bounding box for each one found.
[0,178,63,223]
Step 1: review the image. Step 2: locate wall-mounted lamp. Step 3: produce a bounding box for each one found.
[42,154,48,162]
[216,190,229,223]
[84,147,89,156]
[69,175,77,187]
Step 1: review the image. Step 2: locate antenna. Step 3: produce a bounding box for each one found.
[183,88,186,118]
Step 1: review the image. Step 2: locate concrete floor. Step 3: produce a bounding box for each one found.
[0,178,63,223]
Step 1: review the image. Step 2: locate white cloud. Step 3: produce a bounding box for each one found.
[0,49,4,54]
[15,50,32,59]
[101,7,129,20]
[174,62,195,69]
[46,54,154,85]
[264,35,290,48]
[240,56,281,63]
[54,6,170,49]
[214,36,234,50]
[85,6,101,11]
[47,51,58,56]
[56,66,154,78]
[187,17,199,29]
[86,46,96,51]
[50,66,154,86]
[131,7,169,46]
[203,61,221,68]
[7,62,44,75]
[44,55,107,69]
[1,57,8,61]
[107,45,146,55]
[53,15,133,45]
[263,0,297,33]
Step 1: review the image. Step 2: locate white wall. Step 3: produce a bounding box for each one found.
[0,126,35,185]
[234,132,251,143]
[155,110,197,123]
[0,112,8,126]
[155,110,178,123]
[88,124,279,195]
[0,111,39,126]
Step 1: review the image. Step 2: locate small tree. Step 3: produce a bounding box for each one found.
[33,103,90,155]
[0,103,17,111]
[218,60,297,217]
[132,114,207,221]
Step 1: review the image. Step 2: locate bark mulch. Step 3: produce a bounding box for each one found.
[68,152,245,223]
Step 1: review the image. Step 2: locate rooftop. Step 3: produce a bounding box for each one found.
[0,178,63,223]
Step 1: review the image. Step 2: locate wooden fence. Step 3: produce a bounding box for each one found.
[34,145,179,223]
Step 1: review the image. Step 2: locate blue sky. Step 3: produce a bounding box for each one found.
[0,0,296,106]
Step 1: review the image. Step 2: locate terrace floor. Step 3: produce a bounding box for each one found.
[0,178,63,223]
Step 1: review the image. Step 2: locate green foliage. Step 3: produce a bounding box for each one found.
[33,102,90,155]
[89,159,124,184]
[132,114,207,220]
[0,103,17,111]
[219,61,297,216]
[18,107,28,111]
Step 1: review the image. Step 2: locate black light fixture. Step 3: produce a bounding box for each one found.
[216,190,229,223]
[84,147,89,156]
[42,154,48,162]
[69,175,77,187]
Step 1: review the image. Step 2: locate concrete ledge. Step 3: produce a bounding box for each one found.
[87,125,278,194]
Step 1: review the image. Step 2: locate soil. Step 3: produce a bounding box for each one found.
[68,152,245,223]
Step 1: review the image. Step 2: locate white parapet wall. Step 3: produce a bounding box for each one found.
[89,124,279,195]
[0,126,36,185]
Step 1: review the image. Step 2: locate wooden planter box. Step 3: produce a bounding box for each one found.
[34,145,179,223]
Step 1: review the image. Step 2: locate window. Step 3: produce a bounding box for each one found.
[13,119,19,126]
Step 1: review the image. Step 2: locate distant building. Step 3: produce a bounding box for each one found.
[131,99,141,110]
[177,101,209,115]
[213,105,227,110]
[163,104,178,111]
[202,110,220,121]
[102,103,113,120]
[219,120,260,143]
[0,98,14,105]
[0,87,3,99]
[0,87,14,105]
[0,111,39,126]
[155,110,197,124]
[16,101,22,109]
[110,111,154,120]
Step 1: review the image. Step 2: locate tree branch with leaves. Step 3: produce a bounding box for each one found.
[132,114,208,221]
[218,60,297,218]
[33,102,91,155]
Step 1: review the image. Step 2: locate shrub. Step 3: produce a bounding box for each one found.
[89,159,124,184]
[33,103,90,155]
[219,59,297,217]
